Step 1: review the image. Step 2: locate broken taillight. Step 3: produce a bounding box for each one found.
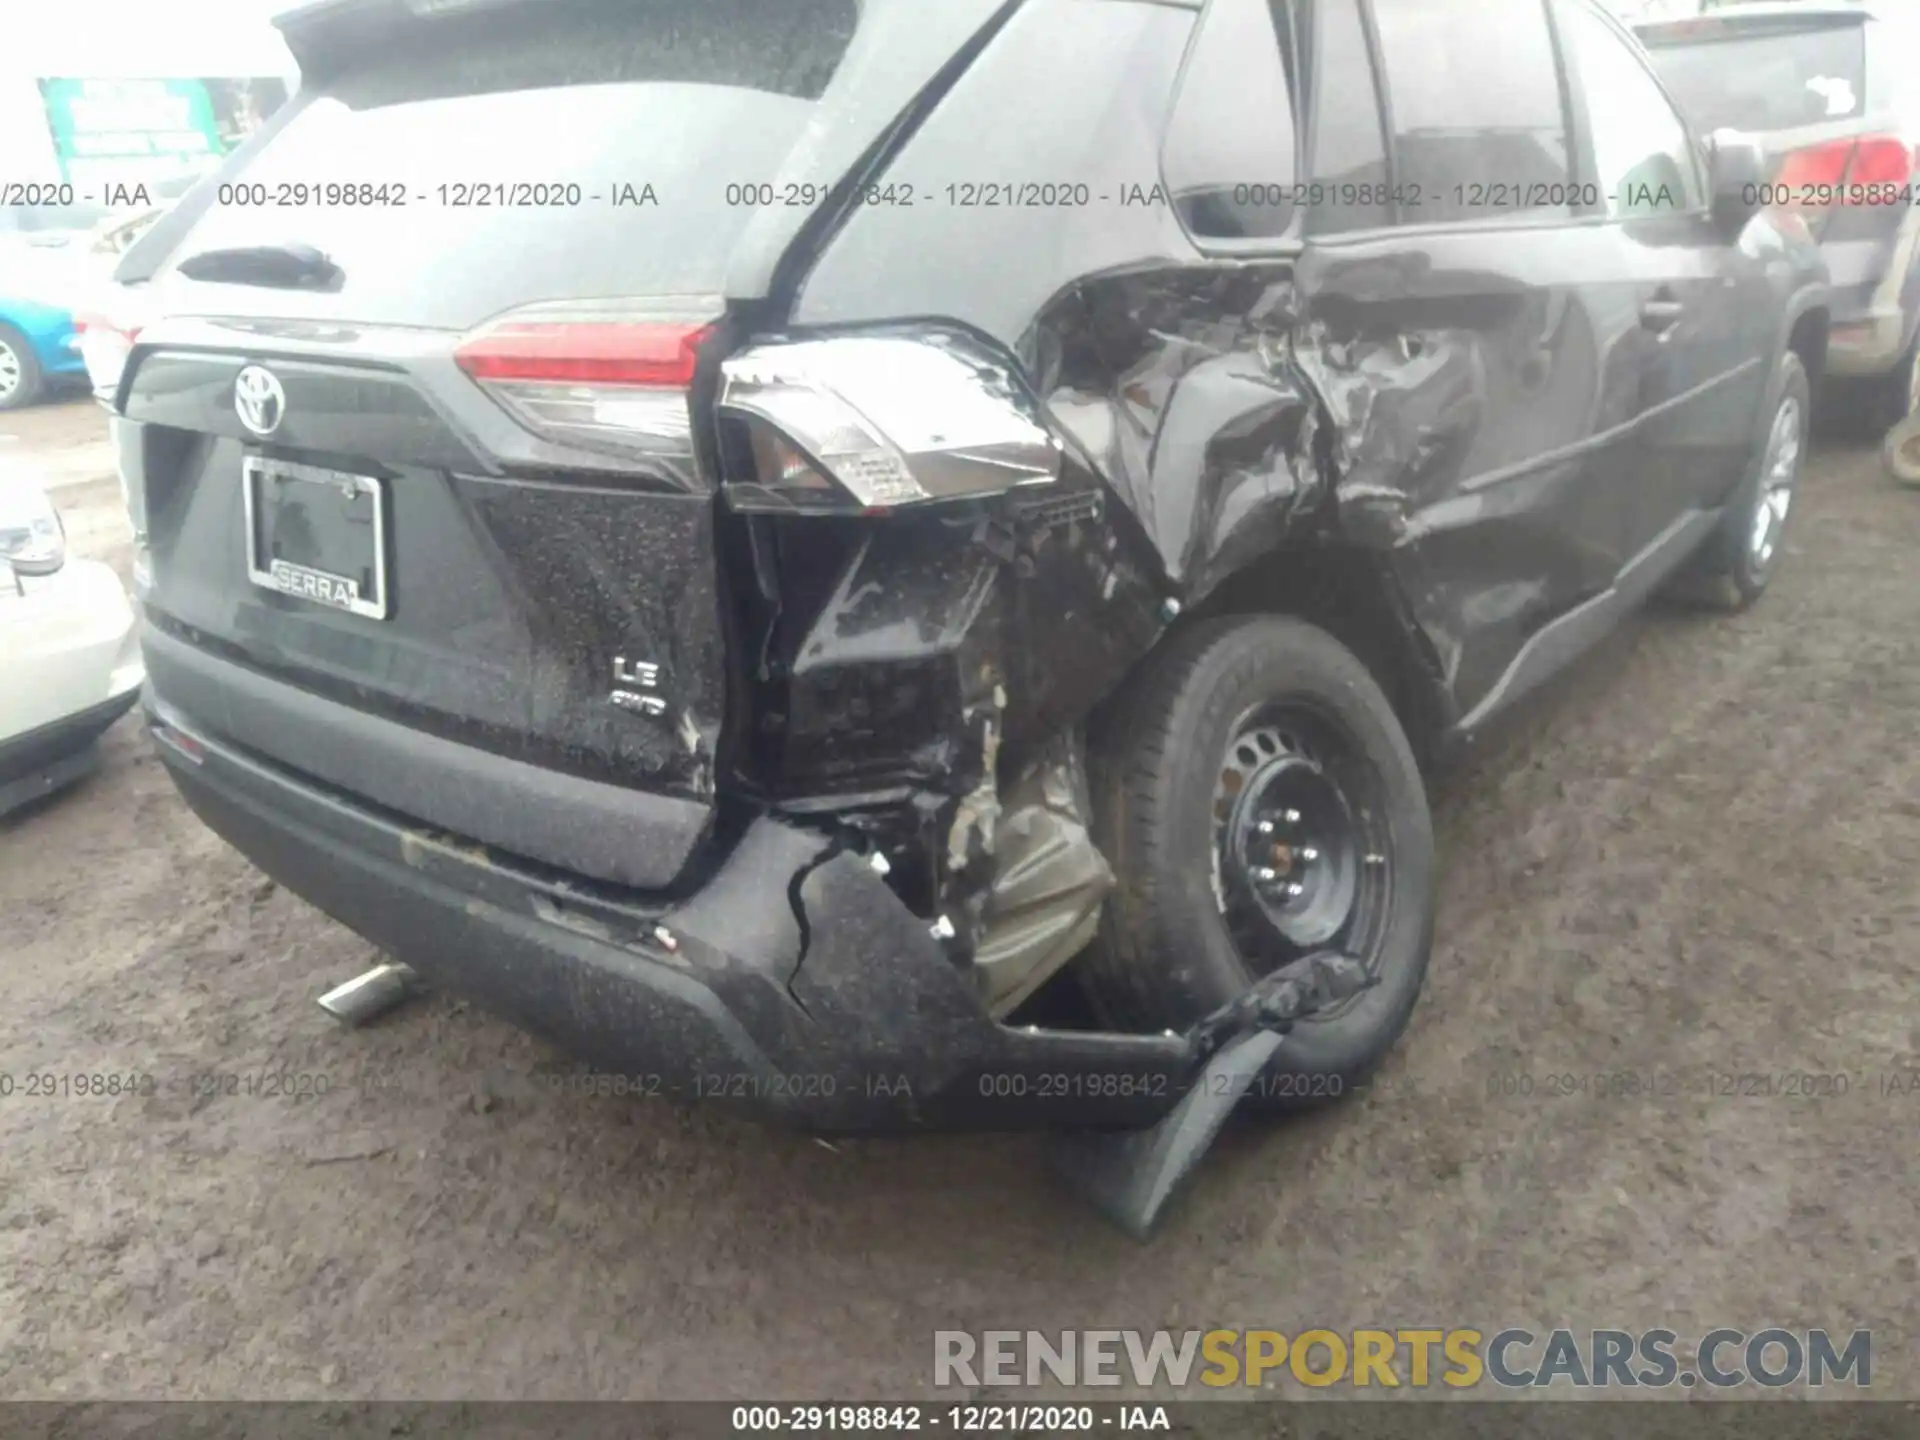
[453,299,719,462]
[716,331,1063,514]
[73,311,144,395]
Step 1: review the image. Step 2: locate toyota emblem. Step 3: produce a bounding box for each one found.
[235,365,287,437]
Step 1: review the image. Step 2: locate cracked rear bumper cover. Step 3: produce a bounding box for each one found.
[145,694,1201,1133]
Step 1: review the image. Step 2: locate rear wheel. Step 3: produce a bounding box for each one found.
[1084,616,1435,1110]
[0,325,45,412]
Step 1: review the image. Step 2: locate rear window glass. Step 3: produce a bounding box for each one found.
[1374,0,1574,226]
[1161,0,1300,242]
[1304,0,1392,234]
[157,0,861,328]
[1642,23,1867,133]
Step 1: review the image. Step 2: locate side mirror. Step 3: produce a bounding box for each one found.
[1707,129,1766,236]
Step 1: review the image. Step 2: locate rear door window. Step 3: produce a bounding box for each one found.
[1303,0,1392,234]
[1558,1,1702,218]
[1642,21,1867,133]
[1372,0,1575,226]
[1161,0,1300,243]
[149,0,864,329]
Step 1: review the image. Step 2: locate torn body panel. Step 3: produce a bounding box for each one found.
[1036,265,1327,602]
[1296,236,1648,717]
[1020,208,1787,752]
[1037,245,1635,730]
[732,454,1164,968]
[1291,222,1780,725]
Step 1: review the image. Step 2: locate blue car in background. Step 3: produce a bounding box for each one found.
[0,200,123,411]
[0,292,86,411]
[1,183,189,410]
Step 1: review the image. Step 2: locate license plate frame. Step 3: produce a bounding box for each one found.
[242,456,390,621]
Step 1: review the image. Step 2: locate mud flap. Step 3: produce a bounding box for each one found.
[1049,952,1373,1241]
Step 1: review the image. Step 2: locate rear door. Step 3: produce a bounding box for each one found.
[115,0,974,890]
[1301,0,1636,719]
[1555,0,1768,537]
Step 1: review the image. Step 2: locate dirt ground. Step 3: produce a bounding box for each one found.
[2,396,1917,1401]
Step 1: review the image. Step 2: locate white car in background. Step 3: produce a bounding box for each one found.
[0,465,143,815]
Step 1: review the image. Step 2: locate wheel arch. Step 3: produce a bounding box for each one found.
[1784,297,1829,400]
[1176,544,1456,772]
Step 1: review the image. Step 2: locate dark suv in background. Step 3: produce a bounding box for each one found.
[1639,2,1920,432]
[97,0,1825,1223]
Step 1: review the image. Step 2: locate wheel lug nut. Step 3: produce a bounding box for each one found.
[1257,821,1274,835]
[1287,883,1305,897]
[1284,809,1302,824]
[1301,847,1319,862]
[1254,867,1279,883]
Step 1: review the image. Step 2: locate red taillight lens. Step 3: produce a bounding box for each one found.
[452,301,722,465]
[1846,136,1915,188]
[1775,138,1856,194]
[454,320,714,388]
[1773,134,1916,209]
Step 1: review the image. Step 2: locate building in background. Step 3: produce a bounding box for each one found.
[35,76,292,195]
[1,0,299,230]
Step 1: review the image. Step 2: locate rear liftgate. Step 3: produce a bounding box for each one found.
[713,324,1375,1237]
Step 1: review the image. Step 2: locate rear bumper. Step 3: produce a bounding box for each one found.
[0,557,145,765]
[0,688,138,815]
[1825,304,1913,378]
[138,624,711,892]
[1820,218,1920,379]
[144,691,1196,1133]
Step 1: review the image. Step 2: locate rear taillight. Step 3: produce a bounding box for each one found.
[74,313,142,395]
[1847,136,1915,187]
[716,331,1063,514]
[1773,134,1916,209]
[453,299,719,463]
[1774,138,1855,195]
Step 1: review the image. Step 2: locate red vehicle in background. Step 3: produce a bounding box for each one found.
[1639,2,1920,441]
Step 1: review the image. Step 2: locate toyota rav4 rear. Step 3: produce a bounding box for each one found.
[111,0,1284,1139]
[108,0,1821,1180]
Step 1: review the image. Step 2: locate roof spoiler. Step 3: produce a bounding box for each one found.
[274,0,526,81]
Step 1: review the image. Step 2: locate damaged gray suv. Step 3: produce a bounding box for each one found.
[102,0,1825,1229]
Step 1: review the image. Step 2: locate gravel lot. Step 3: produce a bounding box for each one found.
[3,397,1917,1401]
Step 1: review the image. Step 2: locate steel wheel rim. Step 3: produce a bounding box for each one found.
[1749,394,1801,570]
[1210,701,1394,1005]
[0,341,19,401]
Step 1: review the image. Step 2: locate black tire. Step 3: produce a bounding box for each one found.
[1667,349,1810,612]
[0,324,45,412]
[1084,615,1436,1110]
